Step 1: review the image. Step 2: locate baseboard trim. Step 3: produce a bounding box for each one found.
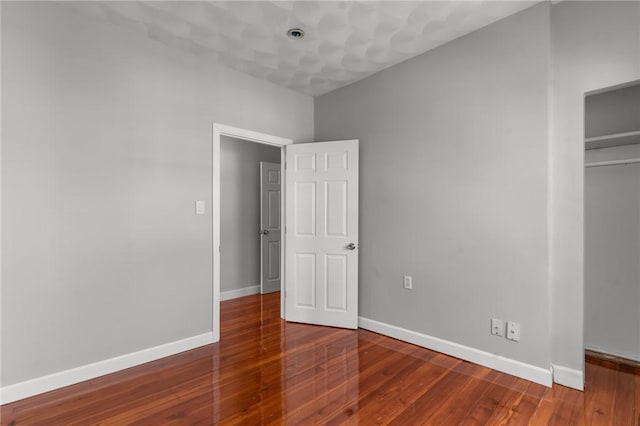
[358,317,553,387]
[586,349,640,370]
[221,285,260,301]
[0,332,215,405]
[585,345,640,364]
[551,363,584,390]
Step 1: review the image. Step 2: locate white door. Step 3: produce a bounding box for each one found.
[285,140,359,329]
[260,161,281,294]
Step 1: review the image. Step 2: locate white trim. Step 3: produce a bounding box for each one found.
[584,78,639,96]
[0,332,215,405]
[358,317,553,387]
[220,285,260,301]
[585,158,640,168]
[214,124,292,147]
[212,124,292,343]
[551,364,584,390]
[584,130,640,144]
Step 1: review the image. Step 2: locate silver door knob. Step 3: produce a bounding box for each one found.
[262,230,269,235]
[346,243,358,250]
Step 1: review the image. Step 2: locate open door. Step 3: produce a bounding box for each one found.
[285,140,359,329]
[260,161,282,294]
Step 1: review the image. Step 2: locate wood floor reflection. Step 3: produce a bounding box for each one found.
[2,292,639,425]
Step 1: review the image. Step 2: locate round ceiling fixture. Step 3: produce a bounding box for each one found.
[287,28,305,40]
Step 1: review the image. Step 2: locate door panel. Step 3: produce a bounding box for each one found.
[325,181,347,237]
[295,182,316,236]
[295,253,316,308]
[267,241,280,280]
[260,161,281,294]
[325,254,347,311]
[285,140,359,329]
[267,191,280,228]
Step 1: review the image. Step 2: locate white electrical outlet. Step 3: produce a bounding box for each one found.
[403,275,412,290]
[491,318,504,337]
[195,200,205,215]
[506,321,520,341]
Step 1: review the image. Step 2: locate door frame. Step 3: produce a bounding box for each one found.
[212,123,292,342]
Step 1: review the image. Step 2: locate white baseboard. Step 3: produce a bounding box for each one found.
[358,317,553,387]
[221,285,260,301]
[0,332,215,405]
[551,364,584,390]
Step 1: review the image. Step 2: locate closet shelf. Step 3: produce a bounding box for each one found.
[585,130,640,150]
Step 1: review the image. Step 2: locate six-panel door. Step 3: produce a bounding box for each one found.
[285,140,359,329]
[260,161,282,294]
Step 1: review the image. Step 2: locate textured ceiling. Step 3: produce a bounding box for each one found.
[78,1,539,96]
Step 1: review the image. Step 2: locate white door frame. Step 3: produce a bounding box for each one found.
[212,123,292,342]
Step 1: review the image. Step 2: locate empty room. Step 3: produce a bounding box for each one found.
[1,1,639,424]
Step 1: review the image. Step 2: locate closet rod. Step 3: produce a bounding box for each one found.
[585,158,640,168]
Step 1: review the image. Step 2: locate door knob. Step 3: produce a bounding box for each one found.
[262,229,270,235]
[346,243,358,250]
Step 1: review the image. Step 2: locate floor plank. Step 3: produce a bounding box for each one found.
[2,292,638,425]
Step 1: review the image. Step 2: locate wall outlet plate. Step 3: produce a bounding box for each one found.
[491,318,504,337]
[506,321,521,341]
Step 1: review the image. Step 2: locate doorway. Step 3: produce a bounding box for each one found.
[212,124,291,342]
[219,137,281,301]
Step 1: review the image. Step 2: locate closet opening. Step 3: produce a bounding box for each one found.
[584,80,640,376]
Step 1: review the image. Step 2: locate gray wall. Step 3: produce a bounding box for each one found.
[315,4,550,369]
[585,145,640,361]
[549,0,640,375]
[1,2,312,386]
[221,137,280,293]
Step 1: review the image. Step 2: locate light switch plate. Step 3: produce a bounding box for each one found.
[195,201,205,215]
[403,275,412,289]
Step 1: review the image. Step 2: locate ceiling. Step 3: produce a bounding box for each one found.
[79,1,539,97]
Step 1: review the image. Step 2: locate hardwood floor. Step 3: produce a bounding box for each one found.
[2,292,639,425]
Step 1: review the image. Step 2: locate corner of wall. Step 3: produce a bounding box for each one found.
[552,364,584,390]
